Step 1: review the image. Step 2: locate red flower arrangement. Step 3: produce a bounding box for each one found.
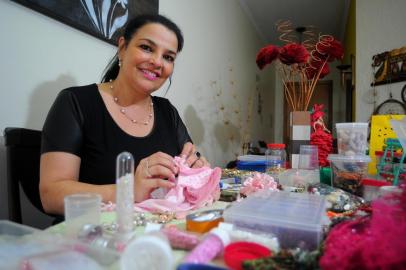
[256,26,344,111]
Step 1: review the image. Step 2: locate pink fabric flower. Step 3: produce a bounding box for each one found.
[240,172,279,196]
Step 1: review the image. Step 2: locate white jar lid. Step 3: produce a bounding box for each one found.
[121,234,173,270]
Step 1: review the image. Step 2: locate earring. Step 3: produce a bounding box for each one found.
[118,58,122,67]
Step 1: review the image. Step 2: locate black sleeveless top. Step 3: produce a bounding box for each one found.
[41,84,192,185]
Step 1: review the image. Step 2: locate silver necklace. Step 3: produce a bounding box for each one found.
[109,80,153,125]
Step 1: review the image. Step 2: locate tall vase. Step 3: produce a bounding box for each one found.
[289,111,311,168]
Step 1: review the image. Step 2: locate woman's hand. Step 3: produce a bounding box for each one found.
[181,142,210,168]
[134,152,177,202]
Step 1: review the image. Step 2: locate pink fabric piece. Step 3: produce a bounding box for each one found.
[134,156,221,217]
[240,172,279,196]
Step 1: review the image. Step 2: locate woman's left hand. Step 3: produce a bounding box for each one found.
[181,142,210,168]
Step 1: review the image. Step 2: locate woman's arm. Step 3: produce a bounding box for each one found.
[39,152,115,215]
[40,151,179,214]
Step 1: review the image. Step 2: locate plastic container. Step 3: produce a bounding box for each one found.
[298,145,319,170]
[64,193,101,237]
[278,169,320,191]
[379,185,403,197]
[116,152,135,236]
[361,178,391,201]
[223,190,328,250]
[265,144,287,179]
[121,232,173,270]
[0,220,119,270]
[328,154,371,196]
[336,122,368,155]
[236,155,266,172]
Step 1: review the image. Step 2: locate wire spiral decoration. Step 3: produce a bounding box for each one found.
[276,20,318,52]
[276,20,297,44]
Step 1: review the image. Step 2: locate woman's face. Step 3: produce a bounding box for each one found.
[118,23,178,94]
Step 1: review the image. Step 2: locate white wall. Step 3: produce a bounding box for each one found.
[0,0,116,131]
[159,0,272,165]
[356,0,406,121]
[0,0,269,167]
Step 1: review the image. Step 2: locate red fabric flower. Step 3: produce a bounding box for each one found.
[318,63,330,79]
[317,37,344,62]
[278,43,309,65]
[305,60,330,80]
[256,45,279,70]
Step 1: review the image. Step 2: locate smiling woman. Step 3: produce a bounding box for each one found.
[10,0,158,45]
[39,14,210,218]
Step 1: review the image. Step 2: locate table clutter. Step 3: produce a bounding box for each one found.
[1,121,406,270]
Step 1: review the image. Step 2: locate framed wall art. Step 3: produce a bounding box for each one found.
[11,0,159,46]
[372,45,406,86]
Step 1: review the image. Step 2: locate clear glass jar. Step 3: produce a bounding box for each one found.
[265,143,287,175]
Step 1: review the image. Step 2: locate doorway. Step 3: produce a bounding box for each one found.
[283,80,333,148]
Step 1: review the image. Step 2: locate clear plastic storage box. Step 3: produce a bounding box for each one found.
[237,155,267,172]
[223,191,328,250]
[328,154,371,196]
[0,220,119,270]
[336,122,368,155]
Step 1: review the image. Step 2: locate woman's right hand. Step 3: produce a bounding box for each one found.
[134,152,178,202]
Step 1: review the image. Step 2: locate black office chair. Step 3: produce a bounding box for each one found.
[4,127,47,223]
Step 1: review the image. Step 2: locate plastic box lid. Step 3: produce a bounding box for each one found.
[327,154,371,163]
[238,155,266,162]
[223,191,328,251]
[224,191,327,229]
[335,122,368,128]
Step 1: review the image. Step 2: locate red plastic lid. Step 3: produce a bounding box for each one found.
[224,242,271,270]
[374,150,403,158]
[361,178,391,187]
[267,143,285,149]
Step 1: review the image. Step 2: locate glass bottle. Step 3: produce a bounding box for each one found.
[265,143,287,175]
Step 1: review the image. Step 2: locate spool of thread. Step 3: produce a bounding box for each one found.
[186,209,223,233]
[162,226,200,250]
[183,227,230,264]
[121,232,173,270]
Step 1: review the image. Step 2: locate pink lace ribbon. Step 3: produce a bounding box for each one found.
[240,172,279,196]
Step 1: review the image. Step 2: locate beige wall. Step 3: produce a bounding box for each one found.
[356,0,406,121]
[0,0,271,167]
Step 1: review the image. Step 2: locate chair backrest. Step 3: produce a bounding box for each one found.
[4,127,45,223]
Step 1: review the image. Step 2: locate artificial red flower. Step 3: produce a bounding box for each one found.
[326,39,344,61]
[278,43,309,65]
[318,63,330,78]
[317,38,344,62]
[306,59,330,79]
[256,45,279,70]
